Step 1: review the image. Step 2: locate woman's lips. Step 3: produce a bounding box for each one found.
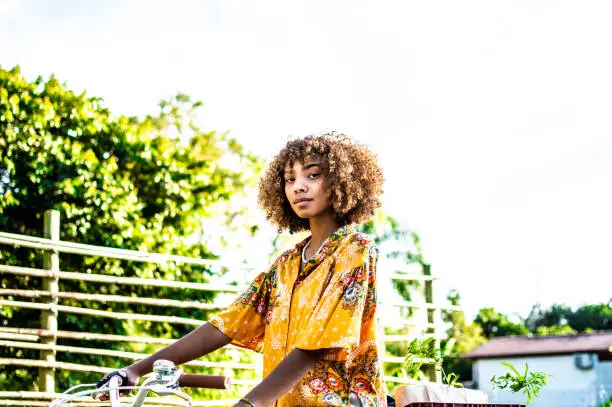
[294,198,312,207]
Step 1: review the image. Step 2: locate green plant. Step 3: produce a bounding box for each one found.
[403,338,439,380]
[443,372,463,388]
[403,337,463,387]
[490,362,551,405]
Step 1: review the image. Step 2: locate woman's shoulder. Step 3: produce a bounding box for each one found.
[347,230,377,251]
[339,230,378,264]
[352,230,374,245]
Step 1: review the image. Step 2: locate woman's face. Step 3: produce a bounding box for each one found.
[284,158,333,220]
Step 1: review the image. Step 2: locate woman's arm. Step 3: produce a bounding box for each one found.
[129,322,232,377]
[235,348,327,407]
[98,323,232,400]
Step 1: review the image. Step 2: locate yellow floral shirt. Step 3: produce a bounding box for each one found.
[209,226,386,406]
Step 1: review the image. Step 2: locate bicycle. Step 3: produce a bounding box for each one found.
[49,359,231,407]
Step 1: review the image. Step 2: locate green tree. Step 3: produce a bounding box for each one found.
[525,302,611,333]
[534,324,576,336]
[525,304,572,332]
[0,65,260,393]
[567,303,612,332]
[474,307,529,339]
[441,290,486,382]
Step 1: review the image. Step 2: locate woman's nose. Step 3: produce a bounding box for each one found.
[293,177,307,192]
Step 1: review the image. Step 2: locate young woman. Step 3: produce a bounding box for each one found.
[98,133,386,406]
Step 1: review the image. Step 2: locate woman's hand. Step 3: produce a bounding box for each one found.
[96,366,140,401]
[120,366,141,390]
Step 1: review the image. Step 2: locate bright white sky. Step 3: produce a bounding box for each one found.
[1,0,611,319]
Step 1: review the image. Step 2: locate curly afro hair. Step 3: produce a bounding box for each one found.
[258,132,384,233]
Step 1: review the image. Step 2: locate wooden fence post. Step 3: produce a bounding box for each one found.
[39,210,59,392]
[423,263,442,383]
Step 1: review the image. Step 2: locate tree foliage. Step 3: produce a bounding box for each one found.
[0,65,261,393]
[526,302,611,333]
[441,290,486,381]
[533,324,576,336]
[474,307,530,339]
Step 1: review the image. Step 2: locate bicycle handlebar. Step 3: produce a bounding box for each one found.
[50,360,232,407]
[178,373,231,389]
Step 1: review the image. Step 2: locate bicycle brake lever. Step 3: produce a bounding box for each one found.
[156,387,192,405]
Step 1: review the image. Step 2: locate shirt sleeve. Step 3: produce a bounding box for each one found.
[208,265,276,352]
[293,241,379,362]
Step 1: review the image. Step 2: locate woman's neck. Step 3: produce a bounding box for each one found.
[307,211,341,253]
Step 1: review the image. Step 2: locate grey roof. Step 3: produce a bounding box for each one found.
[462,330,612,359]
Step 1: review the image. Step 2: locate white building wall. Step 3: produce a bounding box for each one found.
[596,360,612,402]
[473,355,605,407]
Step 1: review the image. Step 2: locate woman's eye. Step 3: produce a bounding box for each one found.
[308,173,320,179]
[285,177,295,183]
